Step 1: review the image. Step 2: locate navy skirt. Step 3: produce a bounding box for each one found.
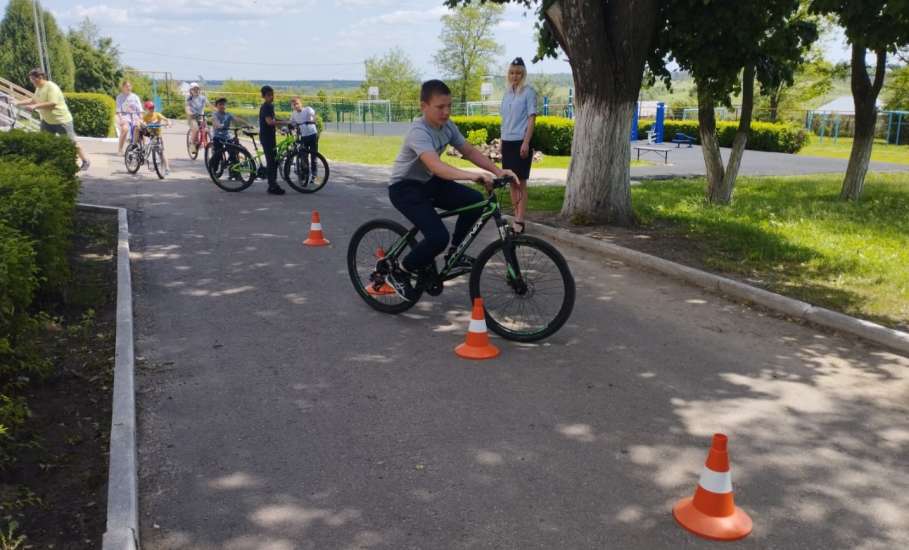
[501,140,532,181]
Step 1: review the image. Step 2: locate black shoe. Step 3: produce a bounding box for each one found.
[445,249,475,272]
[385,266,420,302]
[267,185,286,195]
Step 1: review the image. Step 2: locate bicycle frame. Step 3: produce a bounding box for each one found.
[383,187,522,283]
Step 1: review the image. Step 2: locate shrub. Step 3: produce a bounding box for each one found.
[638,120,808,153]
[451,115,575,155]
[466,128,488,146]
[0,223,38,341]
[0,130,79,205]
[65,92,116,137]
[0,161,75,293]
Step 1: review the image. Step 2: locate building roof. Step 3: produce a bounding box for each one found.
[814,95,884,114]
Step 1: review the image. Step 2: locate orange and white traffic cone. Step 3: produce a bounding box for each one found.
[303,211,330,247]
[455,298,500,360]
[673,433,753,541]
[367,247,396,296]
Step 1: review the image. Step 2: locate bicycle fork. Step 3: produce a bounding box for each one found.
[493,213,528,295]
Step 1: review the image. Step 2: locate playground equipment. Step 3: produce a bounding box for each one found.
[804,109,909,145]
[631,101,665,143]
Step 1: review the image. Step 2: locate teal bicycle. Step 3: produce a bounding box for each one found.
[347,177,575,342]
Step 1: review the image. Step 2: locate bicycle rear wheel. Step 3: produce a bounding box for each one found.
[210,144,255,192]
[124,144,141,174]
[469,235,575,342]
[151,142,165,179]
[347,219,421,314]
[285,151,330,194]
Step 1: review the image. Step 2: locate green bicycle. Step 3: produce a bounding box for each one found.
[205,126,298,192]
[347,177,575,342]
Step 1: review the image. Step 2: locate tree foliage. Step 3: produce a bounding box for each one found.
[363,47,421,103]
[434,3,505,104]
[0,0,73,90]
[884,64,909,110]
[68,19,122,94]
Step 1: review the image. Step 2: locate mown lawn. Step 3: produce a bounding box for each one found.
[319,132,646,169]
[513,173,909,329]
[799,137,909,165]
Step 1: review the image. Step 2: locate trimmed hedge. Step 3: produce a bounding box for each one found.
[0,130,79,206]
[451,115,574,155]
[638,120,808,153]
[66,92,116,137]
[0,161,74,292]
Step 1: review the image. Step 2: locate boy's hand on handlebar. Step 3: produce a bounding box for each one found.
[473,171,494,191]
[497,169,518,184]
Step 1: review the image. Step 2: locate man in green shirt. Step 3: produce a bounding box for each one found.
[17,68,90,171]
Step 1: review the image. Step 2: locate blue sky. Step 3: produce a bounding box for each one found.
[16,0,853,82]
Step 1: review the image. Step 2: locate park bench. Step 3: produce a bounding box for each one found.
[633,145,671,164]
[671,132,696,148]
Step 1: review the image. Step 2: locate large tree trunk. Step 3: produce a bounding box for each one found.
[697,87,726,200]
[546,0,659,226]
[700,65,755,205]
[841,44,886,201]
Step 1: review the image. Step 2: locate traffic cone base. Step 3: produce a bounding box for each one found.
[303,211,330,246]
[673,496,752,542]
[455,299,500,360]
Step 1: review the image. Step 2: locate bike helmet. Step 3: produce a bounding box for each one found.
[190,82,200,89]
[143,100,155,110]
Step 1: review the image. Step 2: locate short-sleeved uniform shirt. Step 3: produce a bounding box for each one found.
[390,117,466,184]
[186,94,207,115]
[500,85,537,141]
[34,81,72,125]
[259,102,276,145]
[290,107,318,137]
[213,111,235,140]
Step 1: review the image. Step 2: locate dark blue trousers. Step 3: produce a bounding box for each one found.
[388,177,484,272]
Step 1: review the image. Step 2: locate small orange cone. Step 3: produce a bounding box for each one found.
[366,247,395,295]
[455,298,500,360]
[673,433,752,541]
[303,211,329,246]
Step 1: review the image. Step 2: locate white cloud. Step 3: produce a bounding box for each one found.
[372,6,448,26]
[68,4,130,24]
[497,20,522,30]
[132,0,309,21]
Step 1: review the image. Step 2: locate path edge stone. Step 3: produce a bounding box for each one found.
[525,219,909,355]
[78,203,140,550]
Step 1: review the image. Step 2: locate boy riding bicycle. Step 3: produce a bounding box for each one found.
[386,79,516,301]
[139,100,171,175]
[210,97,250,179]
[185,82,208,153]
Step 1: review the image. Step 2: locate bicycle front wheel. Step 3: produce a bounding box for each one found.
[285,151,330,194]
[210,144,255,192]
[124,144,141,174]
[469,235,575,342]
[151,142,165,179]
[186,129,198,159]
[347,219,421,314]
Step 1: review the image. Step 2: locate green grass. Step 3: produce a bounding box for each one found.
[318,133,646,170]
[799,137,909,165]
[517,173,909,328]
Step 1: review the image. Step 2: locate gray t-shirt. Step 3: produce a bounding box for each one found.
[390,118,466,184]
[186,94,207,115]
[500,85,537,141]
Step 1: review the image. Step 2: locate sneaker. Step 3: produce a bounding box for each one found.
[79,159,91,172]
[385,266,420,302]
[164,168,170,176]
[267,185,286,195]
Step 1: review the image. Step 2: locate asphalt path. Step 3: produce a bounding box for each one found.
[77,133,909,550]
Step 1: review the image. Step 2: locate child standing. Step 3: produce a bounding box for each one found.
[140,100,170,175]
[259,85,286,195]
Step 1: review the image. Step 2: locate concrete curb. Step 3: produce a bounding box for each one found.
[77,204,140,550]
[525,219,909,355]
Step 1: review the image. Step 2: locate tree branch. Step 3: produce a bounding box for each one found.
[871,49,887,97]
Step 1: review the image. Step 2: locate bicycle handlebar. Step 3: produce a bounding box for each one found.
[491,176,514,189]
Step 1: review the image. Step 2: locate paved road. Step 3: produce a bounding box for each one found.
[77,137,909,550]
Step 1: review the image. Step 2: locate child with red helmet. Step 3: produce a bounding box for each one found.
[141,100,171,175]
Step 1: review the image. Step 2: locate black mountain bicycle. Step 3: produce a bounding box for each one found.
[282,124,329,194]
[347,177,575,342]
